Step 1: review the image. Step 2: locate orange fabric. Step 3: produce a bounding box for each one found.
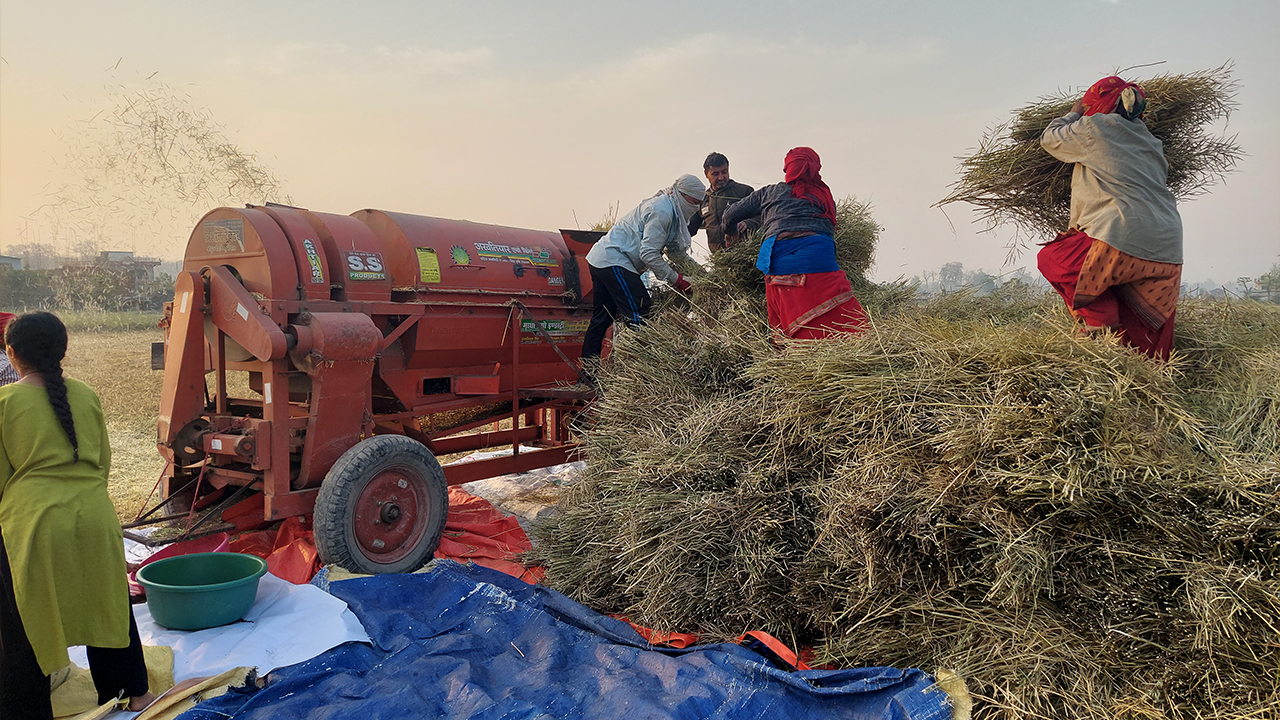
[1074,237,1181,331]
[219,487,545,584]
[612,616,699,649]
[435,487,543,584]
[608,621,808,669]
[797,647,836,671]
[1038,229,1179,359]
[229,516,321,584]
[737,631,811,671]
[266,516,321,584]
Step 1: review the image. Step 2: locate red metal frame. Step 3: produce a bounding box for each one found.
[157,205,596,526]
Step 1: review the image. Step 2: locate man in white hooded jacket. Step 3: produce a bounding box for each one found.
[581,174,706,362]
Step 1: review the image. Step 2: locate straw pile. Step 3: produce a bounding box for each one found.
[938,65,1242,239]
[691,196,914,312]
[532,288,1280,718]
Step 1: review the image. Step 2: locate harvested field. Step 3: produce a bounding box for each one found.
[531,289,1280,719]
[60,323,168,520]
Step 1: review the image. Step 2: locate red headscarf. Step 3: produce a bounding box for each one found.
[1083,76,1146,118]
[783,147,837,227]
[0,312,14,343]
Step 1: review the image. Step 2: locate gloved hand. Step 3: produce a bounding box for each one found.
[673,274,692,292]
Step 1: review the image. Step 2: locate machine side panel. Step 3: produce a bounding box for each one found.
[302,210,393,302]
[259,206,334,301]
[158,271,209,448]
[184,208,300,301]
[293,312,380,489]
[353,210,575,300]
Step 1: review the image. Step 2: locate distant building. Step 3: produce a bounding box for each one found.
[59,251,164,308]
[0,255,22,271]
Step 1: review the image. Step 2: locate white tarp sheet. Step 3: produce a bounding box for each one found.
[69,573,369,684]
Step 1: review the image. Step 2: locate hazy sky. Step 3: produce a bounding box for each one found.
[2,0,1277,283]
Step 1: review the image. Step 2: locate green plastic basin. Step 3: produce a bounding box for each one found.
[136,552,268,630]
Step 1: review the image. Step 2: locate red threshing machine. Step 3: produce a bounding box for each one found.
[143,203,603,574]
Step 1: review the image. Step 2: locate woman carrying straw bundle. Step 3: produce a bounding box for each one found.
[1037,76,1184,359]
[722,147,868,339]
[0,312,155,718]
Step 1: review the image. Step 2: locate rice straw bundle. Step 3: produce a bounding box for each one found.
[938,65,1241,242]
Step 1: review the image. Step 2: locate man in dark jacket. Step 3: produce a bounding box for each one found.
[688,152,757,253]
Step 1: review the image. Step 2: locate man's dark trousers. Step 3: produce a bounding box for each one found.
[582,264,652,360]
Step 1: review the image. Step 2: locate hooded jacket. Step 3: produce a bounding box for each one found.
[587,176,704,284]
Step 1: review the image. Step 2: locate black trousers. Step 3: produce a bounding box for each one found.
[0,533,148,719]
[583,264,652,360]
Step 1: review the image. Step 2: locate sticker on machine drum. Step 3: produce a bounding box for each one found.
[520,318,588,344]
[473,242,557,268]
[548,276,565,286]
[450,245,471,266]
[345,251,386,281]
[301,239,325,283]
[203,218,245,253]
[416,247,442,283]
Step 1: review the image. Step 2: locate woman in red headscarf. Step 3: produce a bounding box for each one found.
[721,147,867,339]
[1037,76,1184,359]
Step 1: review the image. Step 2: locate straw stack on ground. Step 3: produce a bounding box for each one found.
[938,64,1242,240]
[532,288,1280,719]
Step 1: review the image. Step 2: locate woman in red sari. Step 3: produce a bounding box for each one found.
[721,147,867,339]
[1037,76,1184,359]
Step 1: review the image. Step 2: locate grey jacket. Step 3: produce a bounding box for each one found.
[722,183,835,240]
[1041,112,1182,263]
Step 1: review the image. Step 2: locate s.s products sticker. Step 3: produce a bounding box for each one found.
[346,251,387,281]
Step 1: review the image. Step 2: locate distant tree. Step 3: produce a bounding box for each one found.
[918,269,939,294]
[71,238,101,260]
[139,272,177,310]
[1237,276,1256,297]
[3,243,61,270]
[939,262,964,292]
[1258,263,1280,303]
[0,269,57,308]
[967,270,998,295]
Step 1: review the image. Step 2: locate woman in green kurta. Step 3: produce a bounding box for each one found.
[0,311,154,718]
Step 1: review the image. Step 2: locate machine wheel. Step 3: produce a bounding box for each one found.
[314,435,449,574]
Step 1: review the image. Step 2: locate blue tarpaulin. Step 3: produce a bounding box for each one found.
[178,561,952,719]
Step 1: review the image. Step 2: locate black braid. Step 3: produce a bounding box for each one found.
[5,312,78,462]
[40,364,79,462]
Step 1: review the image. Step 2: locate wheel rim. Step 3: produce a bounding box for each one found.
[352,464,432,565]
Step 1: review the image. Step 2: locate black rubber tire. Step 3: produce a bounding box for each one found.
[313,435,449,574]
